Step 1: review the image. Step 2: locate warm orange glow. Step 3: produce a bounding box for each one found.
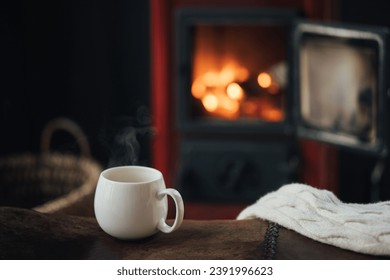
[257,72,272,88]
[202,72,220,87]
[201,94,218,112]
[220,97,239,114]
[191,54,283,122]
[219,63,250,84]
[236,67,250,82]
[191,79,206,99]
[242,100,258,116]
[226,83,244,100]
[268,84,280,95]
[219,66,236,85]
[261,108,284,122]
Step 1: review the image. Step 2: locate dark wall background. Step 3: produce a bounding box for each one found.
[0,0,151,167]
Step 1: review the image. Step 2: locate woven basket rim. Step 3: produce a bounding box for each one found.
[0,152,102,213]
[34,155,101,213]
[1,118,102,214]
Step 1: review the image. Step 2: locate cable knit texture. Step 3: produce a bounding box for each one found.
[237,183,390,256]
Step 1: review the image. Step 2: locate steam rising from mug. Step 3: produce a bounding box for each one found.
[99,108,154,168]
[108,126,143,166]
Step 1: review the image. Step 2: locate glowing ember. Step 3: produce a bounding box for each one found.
[236,67,250,82]
[191,79,206,99]
[226,83,244,100]
[220,65,236,84]
[220,96,239,114]
[257,72,272,88]
[202,94,218,112]
[261,108,284,122]
[203,72,220,87]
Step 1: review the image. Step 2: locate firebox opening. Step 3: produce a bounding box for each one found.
[190,24,287,123]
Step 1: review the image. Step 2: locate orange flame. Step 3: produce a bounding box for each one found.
[191,59,283,122]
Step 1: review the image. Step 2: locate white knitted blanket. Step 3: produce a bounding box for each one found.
[237,183,390,256]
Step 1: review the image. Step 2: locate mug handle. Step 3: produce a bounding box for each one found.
[156,188,184,233]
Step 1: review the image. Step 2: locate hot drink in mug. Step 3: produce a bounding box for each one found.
[94,165,184,239]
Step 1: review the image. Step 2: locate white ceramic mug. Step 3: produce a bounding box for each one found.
[94,165,184,240]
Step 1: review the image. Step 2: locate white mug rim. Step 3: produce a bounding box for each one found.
[100,165,163,185]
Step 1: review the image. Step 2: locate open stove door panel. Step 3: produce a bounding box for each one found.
[292,20,389,156]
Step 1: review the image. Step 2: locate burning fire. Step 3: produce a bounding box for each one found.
[191,61,284,122]
[201,94,218,112]
[226,83,244,100]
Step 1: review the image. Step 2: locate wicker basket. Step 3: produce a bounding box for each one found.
[0,118,102,214]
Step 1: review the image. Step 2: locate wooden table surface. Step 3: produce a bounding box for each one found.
[0,207,385,260]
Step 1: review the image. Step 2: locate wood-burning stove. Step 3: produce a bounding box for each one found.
[175,8,299,202]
